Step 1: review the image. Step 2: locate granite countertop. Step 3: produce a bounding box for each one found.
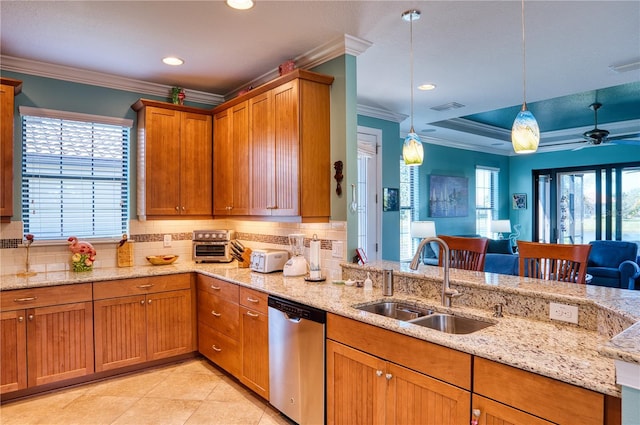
[2,260,639,398]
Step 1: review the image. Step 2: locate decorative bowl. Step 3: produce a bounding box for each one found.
[146,255,178,266]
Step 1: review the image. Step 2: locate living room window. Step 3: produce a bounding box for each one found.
[400,159,419,261]
[20,107,131,241]
[475,166,499,237]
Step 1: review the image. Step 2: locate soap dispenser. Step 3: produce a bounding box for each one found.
[364,272,373,291]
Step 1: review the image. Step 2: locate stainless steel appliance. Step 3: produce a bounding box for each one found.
[250,249,289,273]
[192,230,234,263]
[268,296,326,425]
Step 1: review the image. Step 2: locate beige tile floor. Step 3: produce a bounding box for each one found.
[0,358,295,425]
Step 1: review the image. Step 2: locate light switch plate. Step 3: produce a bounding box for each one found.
[332,241,343,258]
[163,234,172,247]
[549,302,578,324]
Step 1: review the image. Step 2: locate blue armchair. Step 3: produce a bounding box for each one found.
[587,241,640,289]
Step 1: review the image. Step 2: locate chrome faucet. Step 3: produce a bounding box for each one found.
[409,237,461,307]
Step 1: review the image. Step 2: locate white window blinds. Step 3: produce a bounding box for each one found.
[20,107,131,240]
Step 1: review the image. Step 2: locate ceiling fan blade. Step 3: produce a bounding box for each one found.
[609,139,640,145]
[608,132,640,141]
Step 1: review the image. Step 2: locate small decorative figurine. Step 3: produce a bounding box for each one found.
[171,87,185,105]
[68,236,97,272]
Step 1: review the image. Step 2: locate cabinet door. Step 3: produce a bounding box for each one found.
[327,340,386,425]
[271,80,299,216]
[180,111,212,216]
[386,362,470,425]
[0,83,14,219]
[240,306,269,399]
[249,91,275,215]
[230,102,250,215]
[146,289,194,360]
[26,302,94,387]
[471,395,553,425]
[144,106,182,216]
[94,295,147,372]
[0,310,27,394]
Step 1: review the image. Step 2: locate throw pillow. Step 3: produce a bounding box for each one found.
[488,239,513,255]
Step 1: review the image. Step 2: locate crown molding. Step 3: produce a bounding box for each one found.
[357,104,408,123]
[0,55,224,106]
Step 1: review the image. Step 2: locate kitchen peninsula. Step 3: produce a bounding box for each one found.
[1,261,638,423]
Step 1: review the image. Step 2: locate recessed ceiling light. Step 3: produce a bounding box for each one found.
[226,0,254,10]
[418,83,436,91]
[162,56,184,66]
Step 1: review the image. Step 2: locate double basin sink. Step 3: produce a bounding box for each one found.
[355,301,494,335]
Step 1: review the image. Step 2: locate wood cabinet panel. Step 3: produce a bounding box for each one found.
[198,321,240,376]
[471,394,553,425]
[197,290,239,338]
[327,313,471,390]
[27,301,94,387]
[0,310,27,394]
[196,274,238,303]
[180,111,213,216]
[239,305,269,399]
[474,357,605,425]
[2,283,93,311]
[239,287,268,314]
[93,295,147,372]
[0,78,21,221]
[146,289,194,360]
[93,274,191,300]
[248,91,274,215]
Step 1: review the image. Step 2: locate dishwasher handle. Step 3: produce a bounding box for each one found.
[285,313,302,323]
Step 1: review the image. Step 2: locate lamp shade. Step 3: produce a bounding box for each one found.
[403,132,424,166]
[490,220,512,234]
[512,105,540,154]
[411,221,436,239]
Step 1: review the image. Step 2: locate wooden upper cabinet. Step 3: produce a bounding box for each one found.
[212,69,333,222]
[213,101,250,216]
[0,78,22,222]
[132,99,213,219]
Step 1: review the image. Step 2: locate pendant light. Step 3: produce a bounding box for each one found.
[402,9,424,166]
[511,0,539,154]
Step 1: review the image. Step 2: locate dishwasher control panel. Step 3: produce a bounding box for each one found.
[267,296,326,323]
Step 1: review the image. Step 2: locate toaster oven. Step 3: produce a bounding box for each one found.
[192,230,234,263]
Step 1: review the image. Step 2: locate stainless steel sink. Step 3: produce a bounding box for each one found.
[356,302,434,321]
[408,313,494,334]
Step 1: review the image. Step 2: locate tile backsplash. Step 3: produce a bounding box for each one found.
[0,219,347,278]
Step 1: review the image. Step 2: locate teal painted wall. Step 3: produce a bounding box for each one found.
[509,144,640,241]
[3,70,212,220]
[357,115,401,260]
[622,386,640,424]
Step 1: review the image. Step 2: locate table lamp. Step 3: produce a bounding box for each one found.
[411,221,436,264]
[491,220,512,240]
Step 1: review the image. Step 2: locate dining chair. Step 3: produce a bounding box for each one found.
[517,241,592,284]
[437,235,489,271]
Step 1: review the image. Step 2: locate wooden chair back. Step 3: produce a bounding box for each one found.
[517,241,592,284]
[437,235,489,272]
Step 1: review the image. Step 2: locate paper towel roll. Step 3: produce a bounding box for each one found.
[309,236,321,272]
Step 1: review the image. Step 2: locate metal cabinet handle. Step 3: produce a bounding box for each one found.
[211,285,221,291]
[14,296,37,302]
[385,373,392,380]
[18,316,24,322]
[148,299,152,304]
[175,206,179,211]
[28,314,34,321]
[182,206,186,211]
[137,284,154,289]
[211,310,221,317]
[246,297,259,303]
[140,300,145,305]
[212,345,222,352]
[247,311,259,318]
[376,370,383,377]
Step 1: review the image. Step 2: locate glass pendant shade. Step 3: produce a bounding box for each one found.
[511,104,539,154]
[403,131,424,166]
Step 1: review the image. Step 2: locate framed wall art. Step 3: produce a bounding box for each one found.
[429,175,468,217]
[383,188,399,212]
[512,193,527,209]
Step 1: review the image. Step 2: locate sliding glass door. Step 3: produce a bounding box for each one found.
[534,163,640,244]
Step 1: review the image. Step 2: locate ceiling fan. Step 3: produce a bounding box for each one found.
[580,102,639,147]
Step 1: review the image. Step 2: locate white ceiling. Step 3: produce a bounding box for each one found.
[1,1,639,154]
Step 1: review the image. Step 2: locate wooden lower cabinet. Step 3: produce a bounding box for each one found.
[93,274,195,372]
[472,394,553,425]
[239,287,269,399]
[327,340,470,425]
[0,284,94,394]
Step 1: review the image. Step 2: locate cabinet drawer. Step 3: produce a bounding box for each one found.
[327,313,471,390]
[93,274,191,300]
[1,283,92,311]
[239,287,268,314]
[474,357,604,425]
[196,275,238,302]
[198,322,240,376]
[197,290,240,338]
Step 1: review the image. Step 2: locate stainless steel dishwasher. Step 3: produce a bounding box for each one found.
[268,295,326,425]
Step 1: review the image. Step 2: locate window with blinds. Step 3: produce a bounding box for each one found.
[400,159,420,261]
[476,166,499,237]
[20,107,131,240]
